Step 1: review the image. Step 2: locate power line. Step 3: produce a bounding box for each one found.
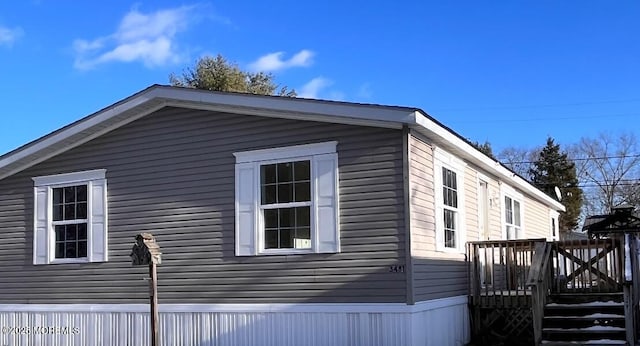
[497,153,640,164]
[434,98,640,112]
[564,183,638,188]
[448,112,640,124]
[534,181,639,188]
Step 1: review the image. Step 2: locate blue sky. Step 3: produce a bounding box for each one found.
[1,1,638,157]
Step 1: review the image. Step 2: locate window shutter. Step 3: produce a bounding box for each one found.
[89,179,108,262]
[314,153,339,253]
[33,186,49,265]
[235,162,257,256]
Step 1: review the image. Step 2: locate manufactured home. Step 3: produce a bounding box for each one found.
[0,85,564,345]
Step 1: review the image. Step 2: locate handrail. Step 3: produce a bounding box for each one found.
[526,242,553,346]
[623,232,640,345]
[526,242,551,286]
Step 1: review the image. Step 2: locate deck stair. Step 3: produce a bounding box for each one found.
[541,293,626,345]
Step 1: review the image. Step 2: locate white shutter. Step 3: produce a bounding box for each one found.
[89,179,108,262]
[33,186,49,265]
[235,162,257,256]
[314,153,339,253]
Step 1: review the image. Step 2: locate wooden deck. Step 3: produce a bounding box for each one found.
[467,235,639,345]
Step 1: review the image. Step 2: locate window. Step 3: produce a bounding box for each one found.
[261,161,311,249]
[32,170,108,264]
[504,196,522,239]
[442,167,459,248]
[434,148,465,252]
[550,210,559,241]
[53,185,88,259]
[234,142,339,256]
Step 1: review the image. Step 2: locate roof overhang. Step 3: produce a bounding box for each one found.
[0,85,565,212]
[412,111,566,212]
[0,85,414,180]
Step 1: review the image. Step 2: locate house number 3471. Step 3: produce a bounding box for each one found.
[388,265,405,273]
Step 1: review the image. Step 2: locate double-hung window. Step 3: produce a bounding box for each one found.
[32,169,108,264]
[504,195,523,239]
[442,167,459,248]
[260,160,312,250]
[52,185,89,259]
[434,148,466,252]
[234,141,339,256]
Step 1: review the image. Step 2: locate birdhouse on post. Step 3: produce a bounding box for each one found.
[130,233,162,346]
[131,233,162,265]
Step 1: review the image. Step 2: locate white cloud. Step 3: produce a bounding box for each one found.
[73,6,196,70]
[0,26,23,47]
[249,49,314,72]
[357,83,373,100]
[299,77,332,99]
[327,91,346,101]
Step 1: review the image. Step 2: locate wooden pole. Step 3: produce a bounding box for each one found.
[149,262,159,346]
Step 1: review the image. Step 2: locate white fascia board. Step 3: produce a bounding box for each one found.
[0,99,166,182]
[0,86,414,180]
[0,94,157,170]
[412,111,566,212]
[154,87,413,129]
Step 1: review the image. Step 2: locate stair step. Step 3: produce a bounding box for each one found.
[542,328,626,342]
[549,293,624,304]
[541,293,627,345]
[543,315,625,329]
[545,300,624,317]
[541,340,626,345]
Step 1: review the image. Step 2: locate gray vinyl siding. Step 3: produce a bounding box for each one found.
[0,107,406,304]
[412,259,468,300]
[408,132,468,302]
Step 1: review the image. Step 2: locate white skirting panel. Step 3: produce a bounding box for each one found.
[0,296,469,346]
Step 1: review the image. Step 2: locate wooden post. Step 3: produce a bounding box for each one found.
[131,233,162,346]
[150,262,159,346]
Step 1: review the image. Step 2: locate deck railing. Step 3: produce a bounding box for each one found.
[624,233,640,344]
[469,235,638,345]
[467,239,544,308]
[552,238,623,293]
[525,242,553,345]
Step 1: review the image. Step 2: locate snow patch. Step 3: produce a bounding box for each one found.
[548,313,623,318]
[544,325,625,331]
[582,313,624,318]
[542,340,626,345]
[547,300,622,307]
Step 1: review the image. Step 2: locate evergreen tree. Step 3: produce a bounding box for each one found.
[530,137,583,237]
[471,140,495,159]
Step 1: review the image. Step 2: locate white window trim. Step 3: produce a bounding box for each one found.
[234,142,339,256]
[500,182,525,240]
[476,173,490,241]
[234,141,337,164]
[434,148,466,253]
[32,169,108,265]
[549,210,560,241]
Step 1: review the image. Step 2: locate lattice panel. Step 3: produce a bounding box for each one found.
[501,309,532,337]
[472,308,533,345]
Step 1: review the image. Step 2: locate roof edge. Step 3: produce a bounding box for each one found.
[0,85,416,180]
[413,111,566,212]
